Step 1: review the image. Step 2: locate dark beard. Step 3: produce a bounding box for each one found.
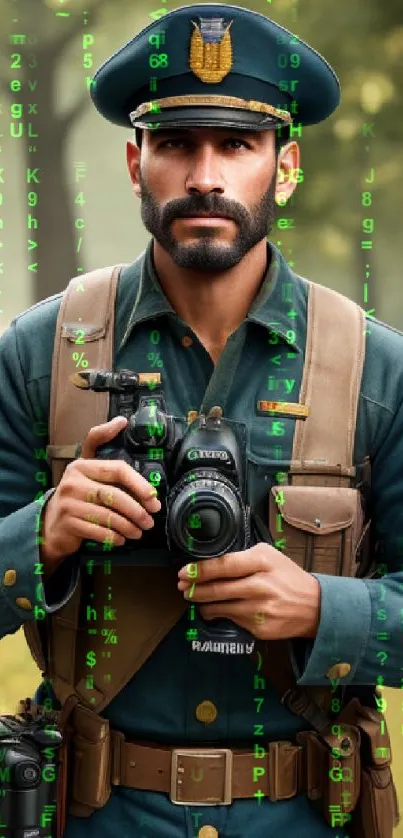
[138,169,277,272]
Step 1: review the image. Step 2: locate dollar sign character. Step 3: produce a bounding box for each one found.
[86,651,97,668]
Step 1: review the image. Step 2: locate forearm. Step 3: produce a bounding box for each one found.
[295,574,321,639]
[38,488,72,580]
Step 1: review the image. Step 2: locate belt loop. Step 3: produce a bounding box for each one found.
[111,730,124,786]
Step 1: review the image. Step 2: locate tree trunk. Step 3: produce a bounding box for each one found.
[24,132,80,302]
[18,42,85,303]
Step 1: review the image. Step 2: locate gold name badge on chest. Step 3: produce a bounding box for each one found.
[256,401,309,420]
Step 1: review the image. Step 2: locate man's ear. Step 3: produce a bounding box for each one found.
[275,141,300,206]
[127,140,141,197]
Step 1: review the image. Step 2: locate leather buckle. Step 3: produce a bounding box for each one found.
[170,748,233,806]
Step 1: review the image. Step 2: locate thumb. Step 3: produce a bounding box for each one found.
[80,415,128,459]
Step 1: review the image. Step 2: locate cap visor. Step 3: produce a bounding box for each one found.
[132,106,283,131]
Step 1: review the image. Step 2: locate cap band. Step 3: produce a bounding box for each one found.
[129,94,293,125]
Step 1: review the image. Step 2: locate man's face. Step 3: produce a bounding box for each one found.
[128,127,287,272]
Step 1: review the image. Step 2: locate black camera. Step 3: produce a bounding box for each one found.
[0,700,62,838]
[75,369,254,645]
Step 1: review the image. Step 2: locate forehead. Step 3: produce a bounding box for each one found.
[146,127,273,142]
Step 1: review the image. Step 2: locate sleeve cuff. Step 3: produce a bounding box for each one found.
[0,490,56,632]
[0,487,81,633]
[288,573,372,686]
[38,488,81,614]
[42,557,80,613]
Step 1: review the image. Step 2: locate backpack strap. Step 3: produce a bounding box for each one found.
[256,280,366,729]
[24,265,125,679]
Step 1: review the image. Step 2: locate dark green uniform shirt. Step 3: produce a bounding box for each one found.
[1,241,402,838]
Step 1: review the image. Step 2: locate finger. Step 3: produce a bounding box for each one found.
[179,576,264,602]
[80,417,128,459]
[83,485,156,531]
[68,516,127,548]
[178,548,265,583]
[74,460,162,514]
[78,501,146,540]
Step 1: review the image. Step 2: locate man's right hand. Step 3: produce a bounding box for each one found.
[40,416,162,577]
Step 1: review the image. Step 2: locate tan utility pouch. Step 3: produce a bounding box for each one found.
[67,704,112,816]
[350,705,400,838]
[297,724,361,827]
[269,485,365,575]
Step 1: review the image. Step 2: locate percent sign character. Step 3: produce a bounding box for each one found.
[102,628,118,645]
[147,351,163,368]
[72,351,89,368]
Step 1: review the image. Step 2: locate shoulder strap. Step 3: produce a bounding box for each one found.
[24,260,187,713]
[24,265,125,676]
[46,264,125,486]
[289,279,366,486]
[256,280,366,727]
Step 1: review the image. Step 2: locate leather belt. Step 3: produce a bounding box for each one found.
[111,733,305,805]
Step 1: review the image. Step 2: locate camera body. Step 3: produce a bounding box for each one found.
[80,370,251,564]
[78,369,253,644]
[0,704,62,838]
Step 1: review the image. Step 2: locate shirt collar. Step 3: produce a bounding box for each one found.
[120,239,303,354]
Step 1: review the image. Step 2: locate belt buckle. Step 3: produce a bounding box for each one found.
[170,748,233,806]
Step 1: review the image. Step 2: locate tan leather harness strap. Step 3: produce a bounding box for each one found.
[48,264,125,487]
[257,281,367,726]
[45,265,124,705]
[290,279,366,484]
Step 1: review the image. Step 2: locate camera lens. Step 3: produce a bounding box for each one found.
[14,759,41,788]
[186,508,222,540]
[167,470,244,558]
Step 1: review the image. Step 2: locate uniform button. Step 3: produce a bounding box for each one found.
[182,335,193,347]
[326,662,351,680]
[198,827,218,838]
[3,569,17,586]
[15,597,33,611]
[207,406,223,418]
[187,410,199,424]
[195,700,218,724]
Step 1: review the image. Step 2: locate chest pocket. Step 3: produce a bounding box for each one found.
[268,485,367,577]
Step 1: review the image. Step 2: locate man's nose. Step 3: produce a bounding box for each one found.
[185,147,225,195]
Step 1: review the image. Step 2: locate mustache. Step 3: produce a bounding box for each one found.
[163,199,248,225]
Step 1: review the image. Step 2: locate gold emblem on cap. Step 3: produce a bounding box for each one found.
[190,17,233,84]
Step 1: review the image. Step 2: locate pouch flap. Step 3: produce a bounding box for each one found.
[62,323,106,342]
[72,704,109,742]
[367,766,393,788]
[271,486,360,536]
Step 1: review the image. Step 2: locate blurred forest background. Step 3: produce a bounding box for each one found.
[0,0,402,830]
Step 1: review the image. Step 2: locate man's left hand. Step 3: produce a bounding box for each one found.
[177,542,321,640]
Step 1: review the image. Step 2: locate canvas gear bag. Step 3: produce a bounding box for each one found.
[21,263,399,837]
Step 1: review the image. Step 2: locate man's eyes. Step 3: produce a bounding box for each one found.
[157,138,252,150]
